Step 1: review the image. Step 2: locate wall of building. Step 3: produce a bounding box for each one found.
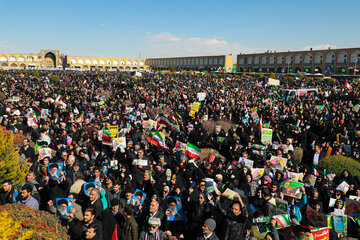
[237,48,360,75]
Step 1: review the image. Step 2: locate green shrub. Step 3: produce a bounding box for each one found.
[50,75,60,82]
[22,69,28,74]
[318,156,360,178]
[32,71,39,77]
[0,204,69,240]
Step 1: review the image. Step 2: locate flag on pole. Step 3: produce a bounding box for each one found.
[312,166,319,177]
[102,128,112,143]
[82,79,88,86]
[145,131,169,149]
[274,214,291,229]
[226,77,231,81]
[344,81,352,90]
[33,112,38,125]
[111,224,118,240]
[55,94,62,103]
[185,143,201,159]
[156,115,173,128]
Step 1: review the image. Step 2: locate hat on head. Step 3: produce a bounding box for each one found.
[263,175,272,184]
[57,199,68,206]
[204,218,216,232]
[148,217,161,226]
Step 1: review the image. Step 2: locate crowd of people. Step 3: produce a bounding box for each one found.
[1,69,360,240]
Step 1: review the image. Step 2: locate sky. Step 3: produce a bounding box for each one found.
[0,0,359,60]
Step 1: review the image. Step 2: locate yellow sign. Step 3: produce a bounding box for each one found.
[108,125,119,138]
[189,109,196,117]
[192,102,200,112]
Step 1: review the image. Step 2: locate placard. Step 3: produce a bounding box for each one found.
[261,128,273,145]
[276,198,288,214]
[280,181,304,199]
[239,157,254,168]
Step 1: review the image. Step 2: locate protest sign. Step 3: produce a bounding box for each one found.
[290,226,330,240]
[304,174,317,187]
[254,214,290,234]
[41,109,50,118]
[307,205,328,227]
[280,181,304,199]
[327,215,347,238]
[39,147,52,159]
[56,198,74,218]
[269,156,287,170]
[251,168,264,180]
[166,196,185,221]
[276,198,288,214]
[132,159,148,166]
[48,162,64,181]
[192,102,200,112]
[113,137,126,150]
[251,112,259,121]
[239,157,254,168]
[261,128,273,145]
[221,188,237,200]
[189,109,196,117]
[197,92,206,101]
[288,172,304,182]
[130,189,147,208]
[83,182,101,196]
[174,141,186,152]
[336,181,350,194]
[108,125,119,137]
[345,198,360,220]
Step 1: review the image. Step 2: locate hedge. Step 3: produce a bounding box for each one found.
[0,204,69,240]
[318,155,360,178]
[50,75,60,82]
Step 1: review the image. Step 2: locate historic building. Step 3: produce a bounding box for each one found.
[145,55,234,72]
[237,48,360,75]
[0,49,149,70]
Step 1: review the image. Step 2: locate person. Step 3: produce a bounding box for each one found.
[89,188,103,219]
[223,194,249,240]
[264,218,279,240]
[84,223,101,240]
[120,204,138,240]
[68,207,103,240]
[261,188,276,217]
[0,180,18,204]
[18,183,39,210]
[19,138,35,162]
[139,217,173,240]
[196,218,220,240]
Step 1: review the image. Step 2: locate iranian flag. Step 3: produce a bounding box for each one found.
[82,79,88,86]
[55,94,62,105]
[344,81,352,90]
[312,166,319,176]
[295,77,300,80]
[274,214,290,229]
[146,131,169,149]
[33,112,38,124]
[102,127,112,144]
[226,77,231,81]
[185,143,201,159]
[75,114,83,124]
[156,115,173,128]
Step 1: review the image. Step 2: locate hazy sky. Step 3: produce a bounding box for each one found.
[1,0,359,59]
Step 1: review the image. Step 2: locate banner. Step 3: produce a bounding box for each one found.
[269,156,287,170]
[108,125,119,138]
[239,157,254,168]
[306,205,328,227]
[280,181,304,199]
[268,78,280,86]
[276,198,289,214]
[261,128,273,145]
[251,168,264,180]
[327,215,347,238]
[290,226,330,240]
[345,198,360,220]
[174,141,187,152]
[112,137,126,150]
[288,172,304,182]
[197,92,206,101]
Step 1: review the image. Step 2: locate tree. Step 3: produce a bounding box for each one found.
[298,73,304,79]
[318,156,360,177]
[22,69,28,74]
[177,67,182,72]
[241,72,246,78]
[0,210,33,240]
[169,66,175,73]
[269,72,276,79]
[0,128,28,186]
[259,72,264,79]
[32,71,39,77]
[50,75,60,82]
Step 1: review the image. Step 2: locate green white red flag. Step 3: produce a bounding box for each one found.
[185,143,201,159]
